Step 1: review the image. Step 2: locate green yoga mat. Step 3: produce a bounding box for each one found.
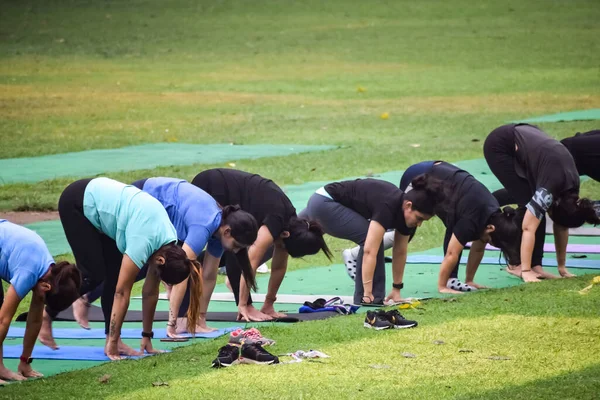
[517,109,600,124]
[0,143,334,185]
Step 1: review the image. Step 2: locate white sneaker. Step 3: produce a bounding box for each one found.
[447,278,477,292]
[341,249,357,281]
[256,263,269,274]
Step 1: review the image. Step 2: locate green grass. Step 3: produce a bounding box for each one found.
[1,0,600,398]
[2,276,600,399]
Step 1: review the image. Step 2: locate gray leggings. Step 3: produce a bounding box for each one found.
[298,193,386,304]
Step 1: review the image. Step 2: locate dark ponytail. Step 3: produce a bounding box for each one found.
[551,192,600,228]
[404,174,448,216]
[157,243,203,334]
[283,217,333,259]
[45,261,82,312]
[220,204,258,292]
[488,206,525,266]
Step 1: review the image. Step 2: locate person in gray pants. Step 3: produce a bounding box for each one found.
[298,175,445,305]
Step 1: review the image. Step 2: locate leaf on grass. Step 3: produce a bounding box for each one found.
[487,356,511,361]
[401,352,417,358]
[98,374,111,384]
[152,380,169,387]
[433,340,445,345]
[443,298,457,302]
[459,349,473,353]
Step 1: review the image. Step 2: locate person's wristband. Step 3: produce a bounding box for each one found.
[141,331,154,339]
[19,356,33,364]
[392,282,404,290]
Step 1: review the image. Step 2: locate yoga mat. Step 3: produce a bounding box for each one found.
[0,143,334,185]
[17,306,339,323]
[517,109,600,123]
[405,255,600,269]
[466,242,600,254]
[545,217,600,236]
[3,345,162,361]
[139,292,355,305]
[6,326,239,340]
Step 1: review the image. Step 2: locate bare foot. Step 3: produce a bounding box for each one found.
[532,266,560,279]
[439,287,463,294]
[38,312,59,350]
[465,281,489,289]
[260,304,287,319]
[116,339,142,356]
[174,317,217,334]
[0,366,26,381]
[72,296,91,330]
[558,268,576,278]
[506,264,522,278]
[237,305,272,321]
[522,270,542,283]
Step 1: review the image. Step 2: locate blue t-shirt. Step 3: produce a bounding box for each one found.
[142,178,224,257]
[83,178,178,268]
[0,220,55,299]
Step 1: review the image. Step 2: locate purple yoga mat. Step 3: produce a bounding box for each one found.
[466,242,600,254]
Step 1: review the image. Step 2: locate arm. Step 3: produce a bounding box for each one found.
[140,259,162,354]
[520,210,542,282]
[260,242,289,317]
[238,226,274,309]
[465,239,488,288]
[106,255,140,360]
[198,251,221,328]
[438,234,465,294]
[361,220,386,301]
[166,243,197,332]
[385,231,409,302]
[19,286,46,377]
[0,286,26,381]
[553,223,573,277]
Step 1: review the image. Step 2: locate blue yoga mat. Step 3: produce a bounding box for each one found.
[6,326,239,340]
[3,345,164,361]
[406,255,600,269]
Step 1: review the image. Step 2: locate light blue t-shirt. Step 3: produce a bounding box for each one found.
[0,220,55,299]
[142,178,224,258]
[83,178,178,268]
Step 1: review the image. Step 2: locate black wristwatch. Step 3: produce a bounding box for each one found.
[141,331,154,339]
[20,356,33,364]
[392,282,404,290]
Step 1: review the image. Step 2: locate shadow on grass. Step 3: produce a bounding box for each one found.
[456,363,600,400]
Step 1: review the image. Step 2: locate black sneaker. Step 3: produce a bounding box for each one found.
[211,344,240,368]
[240,343,279,365]
[381,309,418,329]
[364,310,394,330]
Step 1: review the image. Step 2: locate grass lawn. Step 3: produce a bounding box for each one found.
[0,0,599,398]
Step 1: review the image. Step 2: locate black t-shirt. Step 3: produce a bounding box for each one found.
[429,162,499,246]
[513,124,580,220]
[324,178,415,236]
[560,130,600,181]
[192,169,297,239]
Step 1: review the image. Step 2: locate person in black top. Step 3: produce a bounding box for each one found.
[484,124,600,283]
[192,169,332,324]
[299,175,445,305]
[560,129,600,182]
[400,161,524,294]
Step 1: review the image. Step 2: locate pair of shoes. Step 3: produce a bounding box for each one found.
[447,278,477,292]
[364,310,418,330]
[211,343,279,368]
[229,327,276,346]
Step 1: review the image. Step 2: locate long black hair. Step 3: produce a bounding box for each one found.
[551,191,600,228]
[487,206,525,266]
[283,217,333,260]
[221,204,259,291]
[404,174,448,215]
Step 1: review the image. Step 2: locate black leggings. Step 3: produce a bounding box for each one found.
[484,125,545,266]
[51,179,127,334]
